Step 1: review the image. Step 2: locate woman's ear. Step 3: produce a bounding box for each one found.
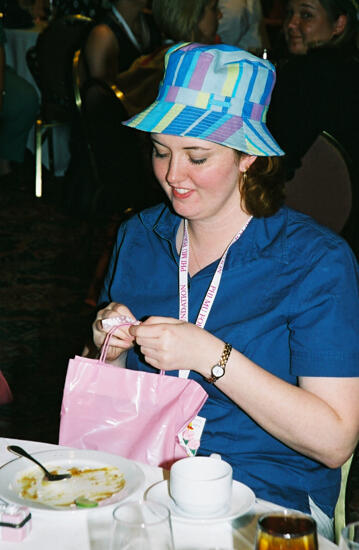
[238,154,257,173]
[333,14,347,37]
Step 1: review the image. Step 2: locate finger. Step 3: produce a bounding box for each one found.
[129,324,162,338]
[135,339,160,352]
[94,318,104,333]
[96,331,132,351]
[138,344,162,358]
[142,316,182,326]
[108,332,134,346]
[96,302,118,319]
[103,324,135,340]
[98,303,134,319]
[141,352,160,370]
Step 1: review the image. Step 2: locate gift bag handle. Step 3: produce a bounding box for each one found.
[99,321,165,375]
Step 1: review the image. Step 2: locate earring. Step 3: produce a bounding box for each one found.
[242,171,247,184]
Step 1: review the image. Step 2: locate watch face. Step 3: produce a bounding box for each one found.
[212,365,224,378]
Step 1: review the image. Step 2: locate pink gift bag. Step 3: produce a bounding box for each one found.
[59,329,208,468]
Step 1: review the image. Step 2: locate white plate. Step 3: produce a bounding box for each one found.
[145,479,255,524]
[0,449,145,513]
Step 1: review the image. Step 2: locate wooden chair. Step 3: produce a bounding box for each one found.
[26,14,94,197]
[285,131,353,234]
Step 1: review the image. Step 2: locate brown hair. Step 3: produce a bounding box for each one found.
[238,154,285,218]
[151,0,210,42]
[318,0,358,48]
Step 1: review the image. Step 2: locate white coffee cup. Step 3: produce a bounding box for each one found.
[169,454,233,518]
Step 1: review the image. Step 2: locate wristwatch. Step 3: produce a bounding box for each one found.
[206,343,232,384]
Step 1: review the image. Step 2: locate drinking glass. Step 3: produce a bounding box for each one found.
[255,510,318,550]
[339,521,359,550]
[109,500,175,550]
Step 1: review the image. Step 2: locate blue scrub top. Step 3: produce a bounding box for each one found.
[99,203,359,517]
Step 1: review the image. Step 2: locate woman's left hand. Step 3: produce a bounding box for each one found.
[129,316,223,374]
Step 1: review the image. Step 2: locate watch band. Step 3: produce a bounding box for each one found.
[206,342,232,384]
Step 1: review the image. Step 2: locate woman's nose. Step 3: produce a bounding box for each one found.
[166,157,184,184]
[286,13,300,30]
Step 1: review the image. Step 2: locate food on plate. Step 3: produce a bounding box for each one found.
[15,464,126,508]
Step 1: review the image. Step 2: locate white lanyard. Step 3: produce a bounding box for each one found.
[111,5,142,52]
[178,217,252,378]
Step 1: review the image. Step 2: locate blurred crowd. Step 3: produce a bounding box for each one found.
[0,0,358,254]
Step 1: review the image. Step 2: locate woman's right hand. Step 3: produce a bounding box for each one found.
[93,302,138,362]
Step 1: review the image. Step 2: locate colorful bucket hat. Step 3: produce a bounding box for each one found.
[123,42,284,157]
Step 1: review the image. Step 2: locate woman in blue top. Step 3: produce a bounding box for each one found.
[89,42,359,539]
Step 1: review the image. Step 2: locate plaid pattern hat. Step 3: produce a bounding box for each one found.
[123,42,284,156]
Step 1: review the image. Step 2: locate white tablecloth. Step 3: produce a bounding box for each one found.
[4,27,71,176]
[0,438,338,550]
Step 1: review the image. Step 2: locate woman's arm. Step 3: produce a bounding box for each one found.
[214,349,359,468]
[130,317,359,469]
[84,24,119,82]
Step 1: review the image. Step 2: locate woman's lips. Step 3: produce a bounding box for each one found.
[288,34,303,44]
[171,187,193,199]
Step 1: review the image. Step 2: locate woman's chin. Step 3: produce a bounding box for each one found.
[171,201,201,221]
[287,39,307,55]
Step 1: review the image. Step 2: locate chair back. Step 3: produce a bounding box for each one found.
[27,14,95,123]
[334,454,354,544]
[73,49,130,193]
[285,132,353,234]
[72,49,101,191]
[71,51,139,213]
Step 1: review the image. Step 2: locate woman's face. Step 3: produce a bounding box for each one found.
[284,0,345,54]
[151,134,252,223]
[195,0,222,44]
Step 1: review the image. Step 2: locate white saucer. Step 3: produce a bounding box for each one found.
[145,479,255,524]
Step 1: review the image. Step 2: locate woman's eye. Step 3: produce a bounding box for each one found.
[300,10,313,18]
[153,148,168,159]
[189,157,207,165]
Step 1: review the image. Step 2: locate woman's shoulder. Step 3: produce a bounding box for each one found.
[258,207,355,266]
[121,203,174,230]
[94,12,123,36]
[281,207,356,264]
[114,203,179,247]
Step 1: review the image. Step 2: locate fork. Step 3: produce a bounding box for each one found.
[7,445,71,481]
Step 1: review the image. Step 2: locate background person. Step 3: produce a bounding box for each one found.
[116,0,222,116]
[65,0,161,218]
[217,0,267,52]
[268,0,359,180]
[267,0,359,255]
[82,0,161,83]
[89,43,359,540]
